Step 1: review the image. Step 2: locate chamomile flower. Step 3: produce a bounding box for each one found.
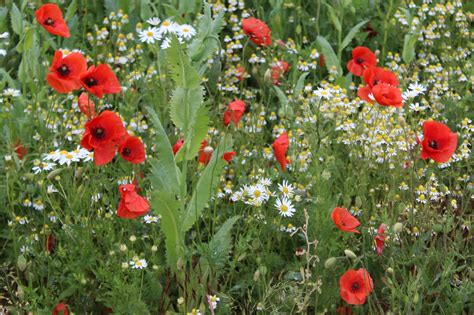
[177,24,196,40]
[130,258,148,269]
[207,295,220,310]
[278,180,295,197]
[159,20,178,35]
[275,197,296,217]
[32,161,56,174]
[138,27,161,44]
[143,215,159,224]
[247,184,269,204]
[146,17,161,26]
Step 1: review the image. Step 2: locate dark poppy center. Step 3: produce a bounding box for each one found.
[355,57,364,64]
[351,282,360,292]
[44,17,55,26]
[85,77,98,87]
[122,147,131,156]
[428,140,439,149]
[92,127,106,139]
[373,80,379,86]
[57,65,70,77]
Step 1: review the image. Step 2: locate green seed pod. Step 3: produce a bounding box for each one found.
[47,168,62,180]
[324,257,337,269]
[344,249,357,259]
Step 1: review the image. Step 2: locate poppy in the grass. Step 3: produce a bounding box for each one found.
[242,17,271,46]
[339,269,374,305]
[271,60,290,85]
[52,302,69,315]
[119,136,146,164]
[172,139,184,155]
[223,151,236,162]
[80,64,121,98]
[45,233,55,253]
[374,224,387,256]
[198,140,213,165]
[78,92,96,118]
[35,3,70,38]
[347,46,377,76]
[12,139,27,160]
[371,83,403,108]
[81,111,127,165]
[331,207,361,234]
[224,100,246,126]
[421,120,457,163]
[46,51,87,93]
[357,67,399,103]
[272,132,289,171]
[117,184,150,219]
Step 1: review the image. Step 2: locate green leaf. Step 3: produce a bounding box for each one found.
[140,0,152,20]
[340,19,368,50]
[10,3,22,35]
[152,191,183,271]
[205,216,240,267]
[146,106,181,196]
[175,104,209,162]
[188,3,224,67]
[181,137,231,233]
[317,35,342,76]
[65,0,77,21]
[22,28,35,52]
[402,33,417,64]
[274,86,293,118]
[324,2,341,33]
[167,37,200,89]
[169,87,203,130]
[294,72,309,97]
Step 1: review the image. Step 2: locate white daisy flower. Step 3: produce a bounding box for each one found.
[278,180,295,197]
[130,258,148,269]
[147,17,161,26]
[177,24,196,40]
[275,197,296,217]
[161,37,171,49]
[143,215,159,224]
[32,161,56,174]
[138,27,161,44]
[158,20,179,35]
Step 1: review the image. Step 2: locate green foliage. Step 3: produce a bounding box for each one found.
[316,35,342,76]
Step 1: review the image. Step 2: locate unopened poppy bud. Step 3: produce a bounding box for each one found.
[177,297,184,305]
[386,267,394,274]
[253,269,260,282]
[129,235,137,242]
[344,249,357,259]
[264,68,272,83]
[151,245,158,252]
[393,222,403,233]
[324,257,337,269]
[121,262,128,269]
[119,244,127,252]
[355,196,362,207]
[47,169,62,180]
[177,258,184,270]
[75,167,83,179]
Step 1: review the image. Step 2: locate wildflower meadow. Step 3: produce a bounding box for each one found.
[1,0,473,314]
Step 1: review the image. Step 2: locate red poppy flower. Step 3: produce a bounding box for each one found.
[198,140,213,165]
[223,100,246,126]
[172,139,184,155]
[339,269,374,305]
[371,83,403,108]
[223,151,236,162]
[331,207,361,234]
[117,184,150,219]
[12,139,27,160]
[45,233,55,253]
[119,136,146,164]
[242,17,272,46]
[358,67,399,103]
[421,121,457,163]
[374,224,387,256]
[78,92,96,118]
[271,60,290,85]
[52,302,69,315]
[81,111,127,165]
[80,64,121,98]
[46,51,87,93]
[347,47,377,76]
[272,132,289,171]
[35,3,70,38]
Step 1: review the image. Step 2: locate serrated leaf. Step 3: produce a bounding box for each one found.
[181,137,231,233]
[146,106,180,196]
[317,35,342,76]
[340,19,368,50]
[169,87,203,130]
[10,3,22,35]
[206,216,240,267]
[274,86,293,118]
[175,104,209,162]
[152,191,183,271]
[188,3,224,67]
[167,37,200,89]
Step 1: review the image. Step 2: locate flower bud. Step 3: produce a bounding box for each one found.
[386,267,394,275]
[324,257,337,269]
[393,222,403,233]
[344,249,357,259]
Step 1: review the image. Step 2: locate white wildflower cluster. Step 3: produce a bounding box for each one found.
[129,257,148,269]
[138,18,196,48]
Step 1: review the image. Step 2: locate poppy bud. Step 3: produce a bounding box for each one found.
[386,267,394,274]
[324,257,337,269]
[264,68,272,84]
[344,250,357,259]
[253,269,260,282]
[47,168,63,180]
[393,222,403,233]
